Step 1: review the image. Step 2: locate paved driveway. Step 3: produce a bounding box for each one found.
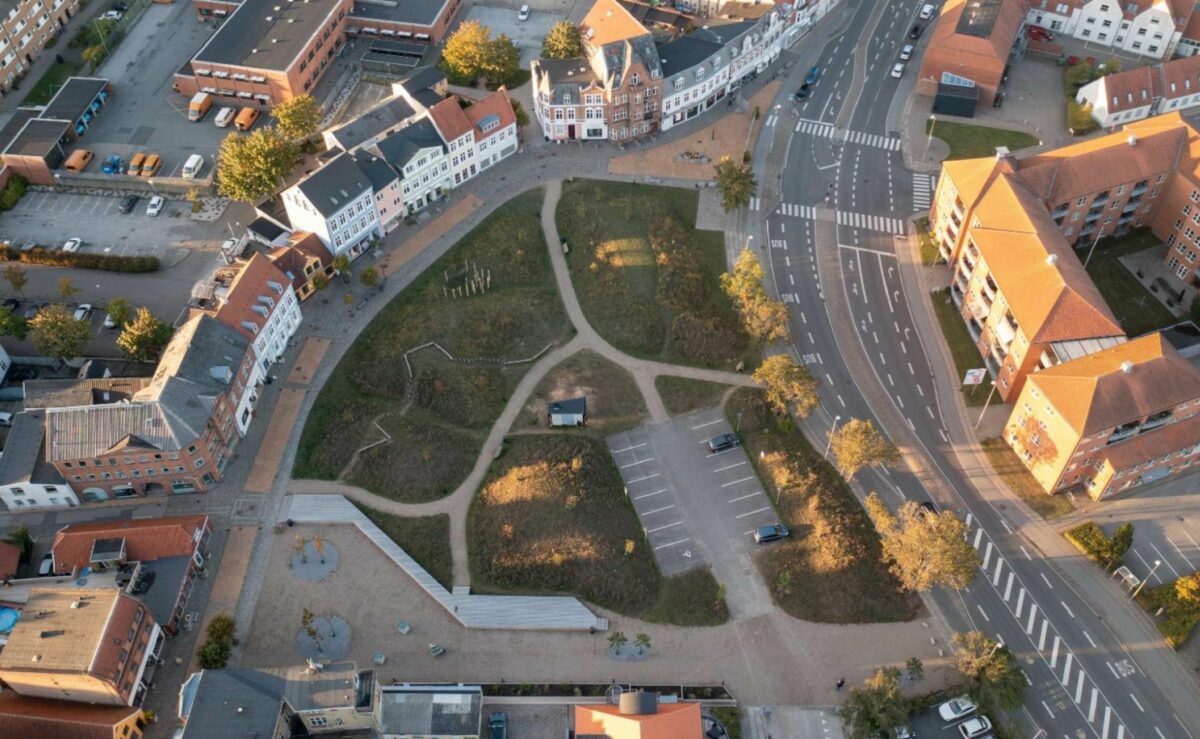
[478,702,571,739]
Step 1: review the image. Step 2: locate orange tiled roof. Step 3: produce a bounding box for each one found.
[926,0,1026,64]
[0,691,141,739]
[582,0,650,47]
[428,97,473,143]
[575,703,703,739]
[52,514,209,572]
[465,87,517,139]
[211,253,291,340]
[1028,334,1200,435]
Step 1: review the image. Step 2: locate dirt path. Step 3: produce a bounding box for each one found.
[290,180,759,587]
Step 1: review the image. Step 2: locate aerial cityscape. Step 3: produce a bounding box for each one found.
[2,0,1200,736]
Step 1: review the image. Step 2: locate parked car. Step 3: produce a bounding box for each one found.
[146,195,165,216]
[118,194,139,214]
[104,312,118,329]
[101,154,123,174]
[74,304,93,322]
[488,712,508,739]
[900,44,914,60]
[909,24,922,39]
[38,552,54,576]
[101,9,122,20]
[805,65,821,85]
[113,1,129,10]
[708,433,740,453]
[518,4,529,20]
[891,62,906,78]
[938,696,978,722]
[0,412,12,426]
[22,302,43,320]
[919,2,936,19]
[754,523,790,544]
[62,238,83,253]
[214,107,236,128]
[958,716,992,738]
[138,153,162,177]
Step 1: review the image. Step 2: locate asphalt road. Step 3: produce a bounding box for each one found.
[759,2,1200,738]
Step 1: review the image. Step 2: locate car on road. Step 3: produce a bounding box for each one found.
[891,62,906,78]
[101,155,123,174]
[146,196,165,217]
[518,4,529,20]
[900,44,914,60]
[708,433,740,453]
[754,523,790,544]
[957,716,992,738]
[2,298,18,313]
[118,194,140,214]
[38,552,54,576]
[805,66,821,85]
[62,238,83,253]
[938,696,977,722]
[21,303,43,320]
[73,304,93,322]
[101,9,122,19]
[488,712,508,739]
[909,24,922,38]
[794,83,810,100]
[919,2,936,19]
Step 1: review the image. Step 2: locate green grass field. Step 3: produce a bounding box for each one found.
[926,119,1040,161]
[980,438,1075,520]
[656,376,733,416]
[351,502,454,589]
[929,288,991,407]
[1082,230,1179,337]
[23,60,83,106]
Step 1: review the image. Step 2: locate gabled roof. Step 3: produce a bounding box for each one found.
[1028,334,1200,434]
[427,97,473,142]
[575,702,703,739]
[581,0,650,48]
[207,253,291,340]
[294,152,371,218]
[376,117,447,169]
[325,95,417,152]
[0,692,142,739]
[51,514,210,573]
[353,151,400,191]
[465,87,517,139]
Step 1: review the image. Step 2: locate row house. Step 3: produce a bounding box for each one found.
[1005,334,1200,499]
[0,0,79,94]
[282,151,382,261]
[1027,0,1189,60]
[266,231,333,301]
[1076,54,1200,127]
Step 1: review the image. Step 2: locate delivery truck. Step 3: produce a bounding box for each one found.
[188,92,212,121]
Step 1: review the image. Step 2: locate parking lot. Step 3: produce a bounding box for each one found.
[607,407,783,609]
[1086,476,1200,589]
[463,5,559,67]
[479,703,571,739]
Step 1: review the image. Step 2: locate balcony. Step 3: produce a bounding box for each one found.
[994,313,1017,348]
[1140,410,1172,433]
[951,281,965,306]
[1092,191,1110,205]
[1131,182,1149,197]
[1107,421,1139,445]
[1122,202,1139,214]
[954,270,969,294]
[968,317,983,342]
[1037,348,1058,370]
[989,343,1007,366]
[1085,211,1102,223]
[1052,205,1070,219]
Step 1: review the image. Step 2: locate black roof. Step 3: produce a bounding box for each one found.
[180,669,285,739]
[136,555,192,627]
[658,35,723,77]
[350,0,450,28]
[41,77,108,123]
[0,109,36,151]
[352,151,399,190]
[690,19,757,44]
[549,397,587,415]
[247,216,286,243]
[295,152,371,218]
[375,117,445,169]
[399,65,446,91]
[193,0,344,71]
[326,95,417,151]
[3,118,69,157]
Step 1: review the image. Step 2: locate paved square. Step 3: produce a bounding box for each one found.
[463,5,558,67]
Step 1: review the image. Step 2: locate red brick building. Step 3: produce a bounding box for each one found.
[917,0,1026,108]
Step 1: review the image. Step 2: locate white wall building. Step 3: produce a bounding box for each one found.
[1028,0,1186,59]
[0,410,80,511]
[1076,54,1200,127]
[282,152,383,261]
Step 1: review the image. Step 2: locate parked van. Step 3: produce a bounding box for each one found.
[128,151,146,174]
[188,91,213,121]
[214,106,236,128]
[182,153,205,178]
[234,107,260,131]
[64,148,94,172]
[138,153,162,177]
[919,3,935,18]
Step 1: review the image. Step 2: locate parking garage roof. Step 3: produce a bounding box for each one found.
[192,0,345,72]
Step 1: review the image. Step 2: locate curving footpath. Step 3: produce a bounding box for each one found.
[290,178,760,593]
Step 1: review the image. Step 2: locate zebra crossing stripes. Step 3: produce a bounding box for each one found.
[912,173,935,212]
[796,119,835,137]
[794,119,901,151]
[749,197,762,211]
[835,211,906,235]
[764,113,779,128]
[776,202,818,219]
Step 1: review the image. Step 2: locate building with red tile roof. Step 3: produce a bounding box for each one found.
[1076,56,1200,128]
[917,0,1027,109]
[51,514,211,574]
[0,692,146,739]
[267,231,333,302]
[575,695,702,739]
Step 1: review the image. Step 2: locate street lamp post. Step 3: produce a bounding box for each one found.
[924,114,937,159]
[1083,223,1105,268]
[974,381,998,429]
[1131,560,1162,600]
[987,639,1006,661]
[823,415,842,459]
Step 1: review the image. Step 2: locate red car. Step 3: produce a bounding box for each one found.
[1027,25,1054,41]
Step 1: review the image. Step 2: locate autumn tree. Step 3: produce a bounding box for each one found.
[866,494,979,591]
[360,266,379,289]
[754,354,820,417]
[117,307,173,362]
[714,155,757,212]
[542,20,583,58]
[217,128,298,203]
[829,418,901,478]
[29,304,89,362]
[272,94,322,140]
[105,297,132,329]
[720,248,789,343]
[3,265,27,296]
[1176,572,1200,604]
[1012,413,1058,466]
[952,631,1027,711]
[485,33,520,84]
[442,21,520,85]
[841,667,909,739]
[57,276,79,303]
[0,305,27,339]
[511,99,530,128]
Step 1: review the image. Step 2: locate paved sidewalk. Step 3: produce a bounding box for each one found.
[244,388,306,494]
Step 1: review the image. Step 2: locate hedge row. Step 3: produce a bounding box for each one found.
[1,246,159,273]
[0,175,27,211]
[1065,521,1132,570]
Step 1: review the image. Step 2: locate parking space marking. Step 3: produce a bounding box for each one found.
[729,491,764,503]
[720,476,755,487]
[691,418,724,430]
[735,506,772,519]
[612,443,646,453]
[642,505,675,516]
[619,458,655,469]
[627,473,661,484]
[714,461,746,472]
[633,488,669,500]
[646,521,683,534]
[1150,542,1183,578]
[654,538,690,550]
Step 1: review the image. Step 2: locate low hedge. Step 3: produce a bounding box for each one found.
[1,246,159,273]
[0,175,27,211]
[1136,577,1200,649]
[1065,521,1131,570]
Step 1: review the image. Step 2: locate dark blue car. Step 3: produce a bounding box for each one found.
[805,66,821,85]
[101,155,123,174]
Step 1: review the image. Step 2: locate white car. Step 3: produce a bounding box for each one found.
[938,696,977,722]
[101,9,122,20]
[74,304,93,322]
[146,195,165,216]
[891,62,906,78]
[900,44,914,60]
[62,238,82,252]
[38,552,54,576]
[104,312,118,329]
[518,3,529,20]
[958,716,992,738]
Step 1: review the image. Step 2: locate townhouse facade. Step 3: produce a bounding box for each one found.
[0,588,163,707]
[1076,54,1200,127]
[281,151,382,261]
[0,0,79,94]
[197,253,302,377]
[531,0,806,142]
[1027,0,1189,60]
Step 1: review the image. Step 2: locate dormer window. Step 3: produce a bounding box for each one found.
[630,73,640,87]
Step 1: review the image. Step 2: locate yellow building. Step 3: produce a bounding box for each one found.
[1004,334,1200,500]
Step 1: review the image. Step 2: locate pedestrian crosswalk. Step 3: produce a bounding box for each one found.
[912,172,936,212]
[776,202,818,219]
[749,197,762,211]
[836,210,907,235]
[963,514,1131,739]
[794,119,902,151]
[764,113,779,128]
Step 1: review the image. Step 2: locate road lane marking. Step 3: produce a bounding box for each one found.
[1041,700,1055,718]
[982,541,993,569]
[1170,537,1197,570]
[1088,688,1099,722]
[1076,671,1086,704]
[720,476,755,487]
[1000,518,1013,534]
[1020,545,1033,560]
[991,558,1003,586]
[691,418,724,429]
[1061,600,1075,618]
[1130,693,1144,712]
[1015,588,1026,618]
[1003,572,1014,601]
[1061,651,1073,685]
[633,489,668,500]
[1084,630,1097,648]
[976,604,990,622]
[1026,604,1038,635]
[1038,619,1049,651]
[642,505,675,516]
[1103,706,1112,739]
[646,521,683,534]
[735,506,772,519]
[728,491,764,503]
[1040,572,1053,589]
[973,529,983,549]
[1050,635,1060,667]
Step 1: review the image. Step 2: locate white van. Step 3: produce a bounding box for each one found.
[919,3,935,19]
[214,106,236,128]
[182,153,205,179]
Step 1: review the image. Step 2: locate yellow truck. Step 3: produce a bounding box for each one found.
[188,92,212,122]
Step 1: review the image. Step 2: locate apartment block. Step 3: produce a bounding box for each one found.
[1027,0,1188,60]
[0,588,163,706]
[1005,334,1200,499]
[0,0,80,94]
[1076,54,1200,127]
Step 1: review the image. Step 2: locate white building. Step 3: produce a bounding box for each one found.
[1076,55,1200,127]
[0,410,80,511]
[282,152,383,261]
[1028,0,1187,59]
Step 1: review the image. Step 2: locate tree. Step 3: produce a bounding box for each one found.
[841,667,909,739]
[905,656,924,682]
[333,253,351,277]
[311,272,330,291]
[607,630,627,651]
[29,304,89,362]
[205,614,236,644]
[634,632,652,652]
[197,637,231,669]
[5,525,34,564]
[1109,522,1134,564]
[720,248,789,343]
[272,95,322,140]
[542,20,583,58]
[830,419,901,478]
[0,305,27,340]
[866,493,979,592]
[81,44,106,67]
[117,307,173,362]
[754,354,820,417]
[484,33,520,84]
[217,128,298,203]
[952,631,1027,711]
[1176,573,1200,604]
[301,607,324,653]
[714,156,757,212]
[105,297,132,329]
[511,99,530,128]
[1065,62,1098,89]
[3,265,27,296]
[57,276,79,303]
[441,20,494,84]
[360,266,379,289]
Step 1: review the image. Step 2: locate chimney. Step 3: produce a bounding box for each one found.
[618,691,658,716]
[1121,360,1134,374]
[1128,134,1137,146]
[1046,253,1058,265]
[994,145,1010,161]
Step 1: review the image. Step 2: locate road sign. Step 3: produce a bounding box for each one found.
[963,368,988,386]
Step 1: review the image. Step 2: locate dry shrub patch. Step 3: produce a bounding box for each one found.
[656,376,731,415]
[522,350,647,434]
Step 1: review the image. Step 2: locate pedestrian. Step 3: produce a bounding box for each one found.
[835,678,845,690]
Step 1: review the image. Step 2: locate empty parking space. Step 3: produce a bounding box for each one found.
[1120,519,1200,587]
